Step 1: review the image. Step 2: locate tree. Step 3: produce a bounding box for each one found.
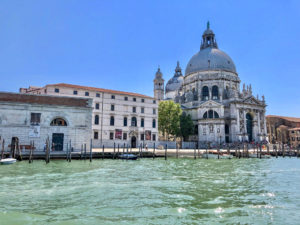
[158,100,181,140]
[179,113,194,141]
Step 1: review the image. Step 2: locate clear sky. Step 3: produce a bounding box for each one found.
[0,0,299,117]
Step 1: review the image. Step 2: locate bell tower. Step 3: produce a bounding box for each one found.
[153,67,164,101]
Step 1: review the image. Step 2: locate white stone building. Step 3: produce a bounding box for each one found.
[0,92,92,151]
[20,83,159,148]
[154,23,267,145]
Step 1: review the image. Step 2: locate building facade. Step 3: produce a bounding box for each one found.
[266,115,300,145]
[20,83,159,148]
[0,92,92,151]
[154,23,267,145]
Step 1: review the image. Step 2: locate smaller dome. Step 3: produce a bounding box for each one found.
[165,62,184,98]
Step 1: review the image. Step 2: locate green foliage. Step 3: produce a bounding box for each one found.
[179,113,194,141]
[158,101,182,138]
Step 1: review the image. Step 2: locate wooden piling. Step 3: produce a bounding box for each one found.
[89,139,92,162]
[123,143,125,154]
[164,144,167,160]
[282,143,285,158]
[117,144,120,158]
[1,139,4,160]
[176,144,178,159]
[113,142,116,159]
[235,145,237,158]
[194,145,196,160]
[80,144,83,160]
[274,144,278,158]
[297,147,299,158]
[84,143,87,160]
[29,141,33,163]
[259,144,262,159]
[102,144,104,160]
[206,144,208,159]
[153,143,155,160]
[217,145,220,159]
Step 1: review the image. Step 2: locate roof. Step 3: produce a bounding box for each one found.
[0,92,91,108]
[266,115,300,123]
[46,83,154,99]
[288,127,300,131]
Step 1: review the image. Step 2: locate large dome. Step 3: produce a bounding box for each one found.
[185,24,237,76]
[185,47,236,75]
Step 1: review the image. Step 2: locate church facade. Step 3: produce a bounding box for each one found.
[154,23,267,145]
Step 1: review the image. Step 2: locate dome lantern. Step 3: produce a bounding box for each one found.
[200,21,218,50]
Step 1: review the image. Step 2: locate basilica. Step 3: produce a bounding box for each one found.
[154,23,267,144]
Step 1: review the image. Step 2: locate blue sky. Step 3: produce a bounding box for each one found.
[0,0,299,117]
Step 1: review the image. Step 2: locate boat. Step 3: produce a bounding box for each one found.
[118,154,138,160]
[201,153,232,159]
[0,158,17,165]
[248,153,271,159]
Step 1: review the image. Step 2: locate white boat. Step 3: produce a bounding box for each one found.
[0,158,17,165]
[202,153,233,159]
[248,153,271,159]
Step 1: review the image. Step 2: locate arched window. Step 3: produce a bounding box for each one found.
[131,117,137,127]
[50,118,67,126]
[202,86,209,101]
[141,118,144,127]
[214,111,219,118]
[152,119,156,128]
[203,110,219,119]
[110,116,114,126]
[212,85,219,100]
[208,110,214,118]
[123,117,127,126]
[94,115,99,125]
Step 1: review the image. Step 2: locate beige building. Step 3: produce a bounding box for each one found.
[20,83,158,148]
[0,92,92,151]
[289,128,300,148]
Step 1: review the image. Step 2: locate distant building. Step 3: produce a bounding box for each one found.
[266,115,300,145]
[289,128,300,148]
[153,22,267,144]
[0,92,92,151]
[20,83,158,148]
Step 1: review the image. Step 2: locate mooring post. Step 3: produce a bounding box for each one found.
[259,144,262,159]
[217,145,220,159]
[282,143,285,158]
[80,144,83,160]
[198,144,200,159]
[84,143,87,160]
[267,144,270,155]
[45,139,48,163]
[113,142,116,159]
[117,144,120,158]
[123,143,125,154]
[235,144,237,158]
[206,144,208,159]
[102,144,104,160]
[194,145,196,160]
[153,143,155,160]
[139,143,142,158]
[1,139,4,160]
[256,144,259,158]
[274,144,278,158]
[90,139,92,162]
[176,143,178,159]
[66,142,69,162]
[246,143,249,158]
[165,144,167,160]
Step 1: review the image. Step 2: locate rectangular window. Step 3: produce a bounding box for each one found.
[124,96,128,101]
[124,117,127,126]
[123,133,127,140]
[95,103,99,110]
[141,99,145,103]
[96,93,100,98]
[141,107,144,113]
[141,134,144,141]
[133,107,136,113]
[152,134,156,141]
[111,105,115,111]
[153,100,156,104]
[110,132,114,140]
[55,88,59,93]
[292,137,295,141]
[85,92,89,96]
[94,131,98,139]
[141,118,144,127]
[73,90,78,95]
[30,113,41,125]
[133,97,136,102]
[153,109,156,114]
[111,95,115,99]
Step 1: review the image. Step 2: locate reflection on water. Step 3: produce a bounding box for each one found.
[0,158,299,225]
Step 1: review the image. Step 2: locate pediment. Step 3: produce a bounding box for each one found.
[242,96,262,105]
[199,100,223,108]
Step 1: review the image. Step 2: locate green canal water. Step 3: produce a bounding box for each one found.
[0,158,299,225]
